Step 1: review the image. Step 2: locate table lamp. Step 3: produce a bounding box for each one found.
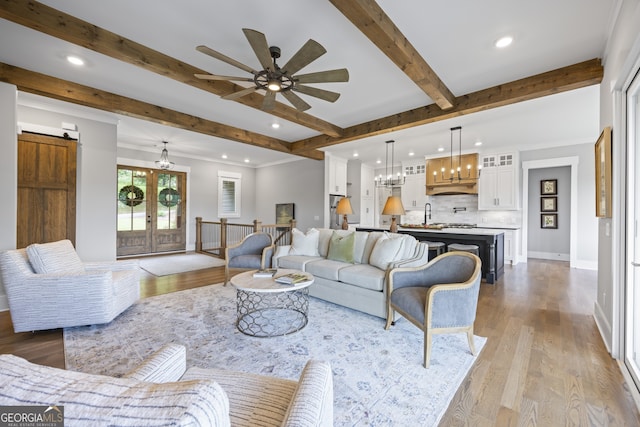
[381,196,406,233]
[335,197,353,230]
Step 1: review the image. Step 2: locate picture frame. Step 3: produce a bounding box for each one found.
[275,203,295,225]
[541,196,557,212]
[595,126,612,218]
[540,179,557,195]
[541,213,558,229]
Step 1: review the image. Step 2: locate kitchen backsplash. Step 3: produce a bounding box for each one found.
[402,195,522,227]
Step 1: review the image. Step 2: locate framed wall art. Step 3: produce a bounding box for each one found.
[595,126,612,218]
[541,213,558,229]
[276,203,295,225]
[540,179,557,195]
[541,196,557,212]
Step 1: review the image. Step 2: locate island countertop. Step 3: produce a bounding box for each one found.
[397,226,505,236]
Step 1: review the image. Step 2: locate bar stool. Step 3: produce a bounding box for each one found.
[425,241,446,260]
[447,243,480,256]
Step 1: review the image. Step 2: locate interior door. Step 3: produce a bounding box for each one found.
[17,132,77,248]
[117,166,186,256]
[625,69,640,389]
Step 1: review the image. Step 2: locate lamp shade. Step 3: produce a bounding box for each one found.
[381,196,405,216]
[335,197,353,215]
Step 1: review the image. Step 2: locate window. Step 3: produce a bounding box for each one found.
[218,171,241,218]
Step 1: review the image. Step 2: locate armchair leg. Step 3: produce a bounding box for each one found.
[384,312,394,330]
[224,266,229,286]
[466,327,476,356]
[424,329,432,368]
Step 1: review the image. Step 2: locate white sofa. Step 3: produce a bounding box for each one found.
[0,344,333,427]
[274,228,429,318]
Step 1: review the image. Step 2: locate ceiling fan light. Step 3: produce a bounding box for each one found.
[267,79,282,91]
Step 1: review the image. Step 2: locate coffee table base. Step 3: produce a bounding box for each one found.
[235,287,309,337]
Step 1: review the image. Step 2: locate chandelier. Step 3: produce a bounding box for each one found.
[374,140,406,187]
[155,141,175,170]
[433,126,481,183]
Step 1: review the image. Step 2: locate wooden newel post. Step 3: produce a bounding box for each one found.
[220,218,227,257]
[254,219,262,232]
[195,217,203,252]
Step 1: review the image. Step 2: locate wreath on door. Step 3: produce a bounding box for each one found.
[159,188,180,207]
[118,185,144,207]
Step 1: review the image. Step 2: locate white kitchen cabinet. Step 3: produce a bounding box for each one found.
[401,160,428,209]
[329,156,348,195]
[478,152,519,210]
[503,229,521,265]
[359,164,375,227]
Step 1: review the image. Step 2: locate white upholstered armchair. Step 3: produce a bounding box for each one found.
[0,239,140,333]
[385,251,482,368]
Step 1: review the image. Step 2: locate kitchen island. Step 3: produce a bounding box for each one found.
[356,226,504,284]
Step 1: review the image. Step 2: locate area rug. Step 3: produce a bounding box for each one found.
[138,253,225,276]
[64,284,486,426]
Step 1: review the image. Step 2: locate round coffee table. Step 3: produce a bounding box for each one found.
[229,269,314,337]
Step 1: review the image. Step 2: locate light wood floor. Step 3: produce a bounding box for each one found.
[1,259,638,426]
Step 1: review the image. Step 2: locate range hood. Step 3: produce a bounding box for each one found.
[425,153,479,196]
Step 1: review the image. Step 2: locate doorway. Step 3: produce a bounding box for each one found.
[17,132,77,248]
[116,166,186,256]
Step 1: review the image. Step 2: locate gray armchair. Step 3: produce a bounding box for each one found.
[224,232,274,285]
[385,251,482,368]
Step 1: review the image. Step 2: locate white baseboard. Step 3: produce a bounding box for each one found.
[571,259,598,270]
[528,251,570,261]
[594,302,612,354]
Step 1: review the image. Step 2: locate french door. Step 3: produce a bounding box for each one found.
[625,69,640,389]
[117,166,186,256]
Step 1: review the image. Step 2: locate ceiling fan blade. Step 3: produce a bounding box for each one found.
[281,39,327,75]
[242,28,274,72]
[293,85,341,103]
[295,68,349,84]
[194,73,254,82]
[262,90,277,111]
[196,45,257,75]
[221,86,259,100]
[282,91,311,111]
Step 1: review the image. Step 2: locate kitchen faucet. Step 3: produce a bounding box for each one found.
[424,202,432,225]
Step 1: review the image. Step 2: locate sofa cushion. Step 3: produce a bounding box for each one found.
[290,228,320,256]
[369,235,404,270]
[26,239,85,274]
[305,259,351,281]
[277,255,323,271]
[361,232,386,264]
[327,231,355,263]
[338,264,386,291]
[0,354,231,427]
[352,232,369,264]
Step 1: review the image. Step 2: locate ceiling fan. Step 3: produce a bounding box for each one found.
[195,28,349,112]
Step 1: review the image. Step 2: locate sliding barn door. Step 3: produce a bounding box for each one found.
[17,132,77,248]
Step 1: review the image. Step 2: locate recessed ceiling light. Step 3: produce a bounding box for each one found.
[495,36,513,48]
[353,152,359,157]
[474,141,483,146]
[244,158,250,163]
[376,159,381,164]
[271,123,280,129]
[437,147,445,152]
[221,154,228,159]
[408,151,415,156]
[66,55,85,66]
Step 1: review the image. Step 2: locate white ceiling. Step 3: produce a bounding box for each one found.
[0,0,614,168]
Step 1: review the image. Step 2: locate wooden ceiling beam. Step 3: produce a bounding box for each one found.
[0,0,343,138]
[0,63,324,160]
[329,0,456,110]
[291,59,603,153]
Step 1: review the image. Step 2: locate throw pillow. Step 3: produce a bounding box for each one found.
[369,235,404,270]
[289,228,320,256]
[26,239,85,274]
[327,231,355,263]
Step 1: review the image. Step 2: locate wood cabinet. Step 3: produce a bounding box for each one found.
[401,160,428,208]
[425,153,479,195]
[478,152,519,210]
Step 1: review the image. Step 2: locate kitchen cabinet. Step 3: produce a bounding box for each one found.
[328,156,348,196]
[359,164,375,227]
[425,153,479,195]
[401,160,428,209]
[503,229,521,265]
[478,152,519,210]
